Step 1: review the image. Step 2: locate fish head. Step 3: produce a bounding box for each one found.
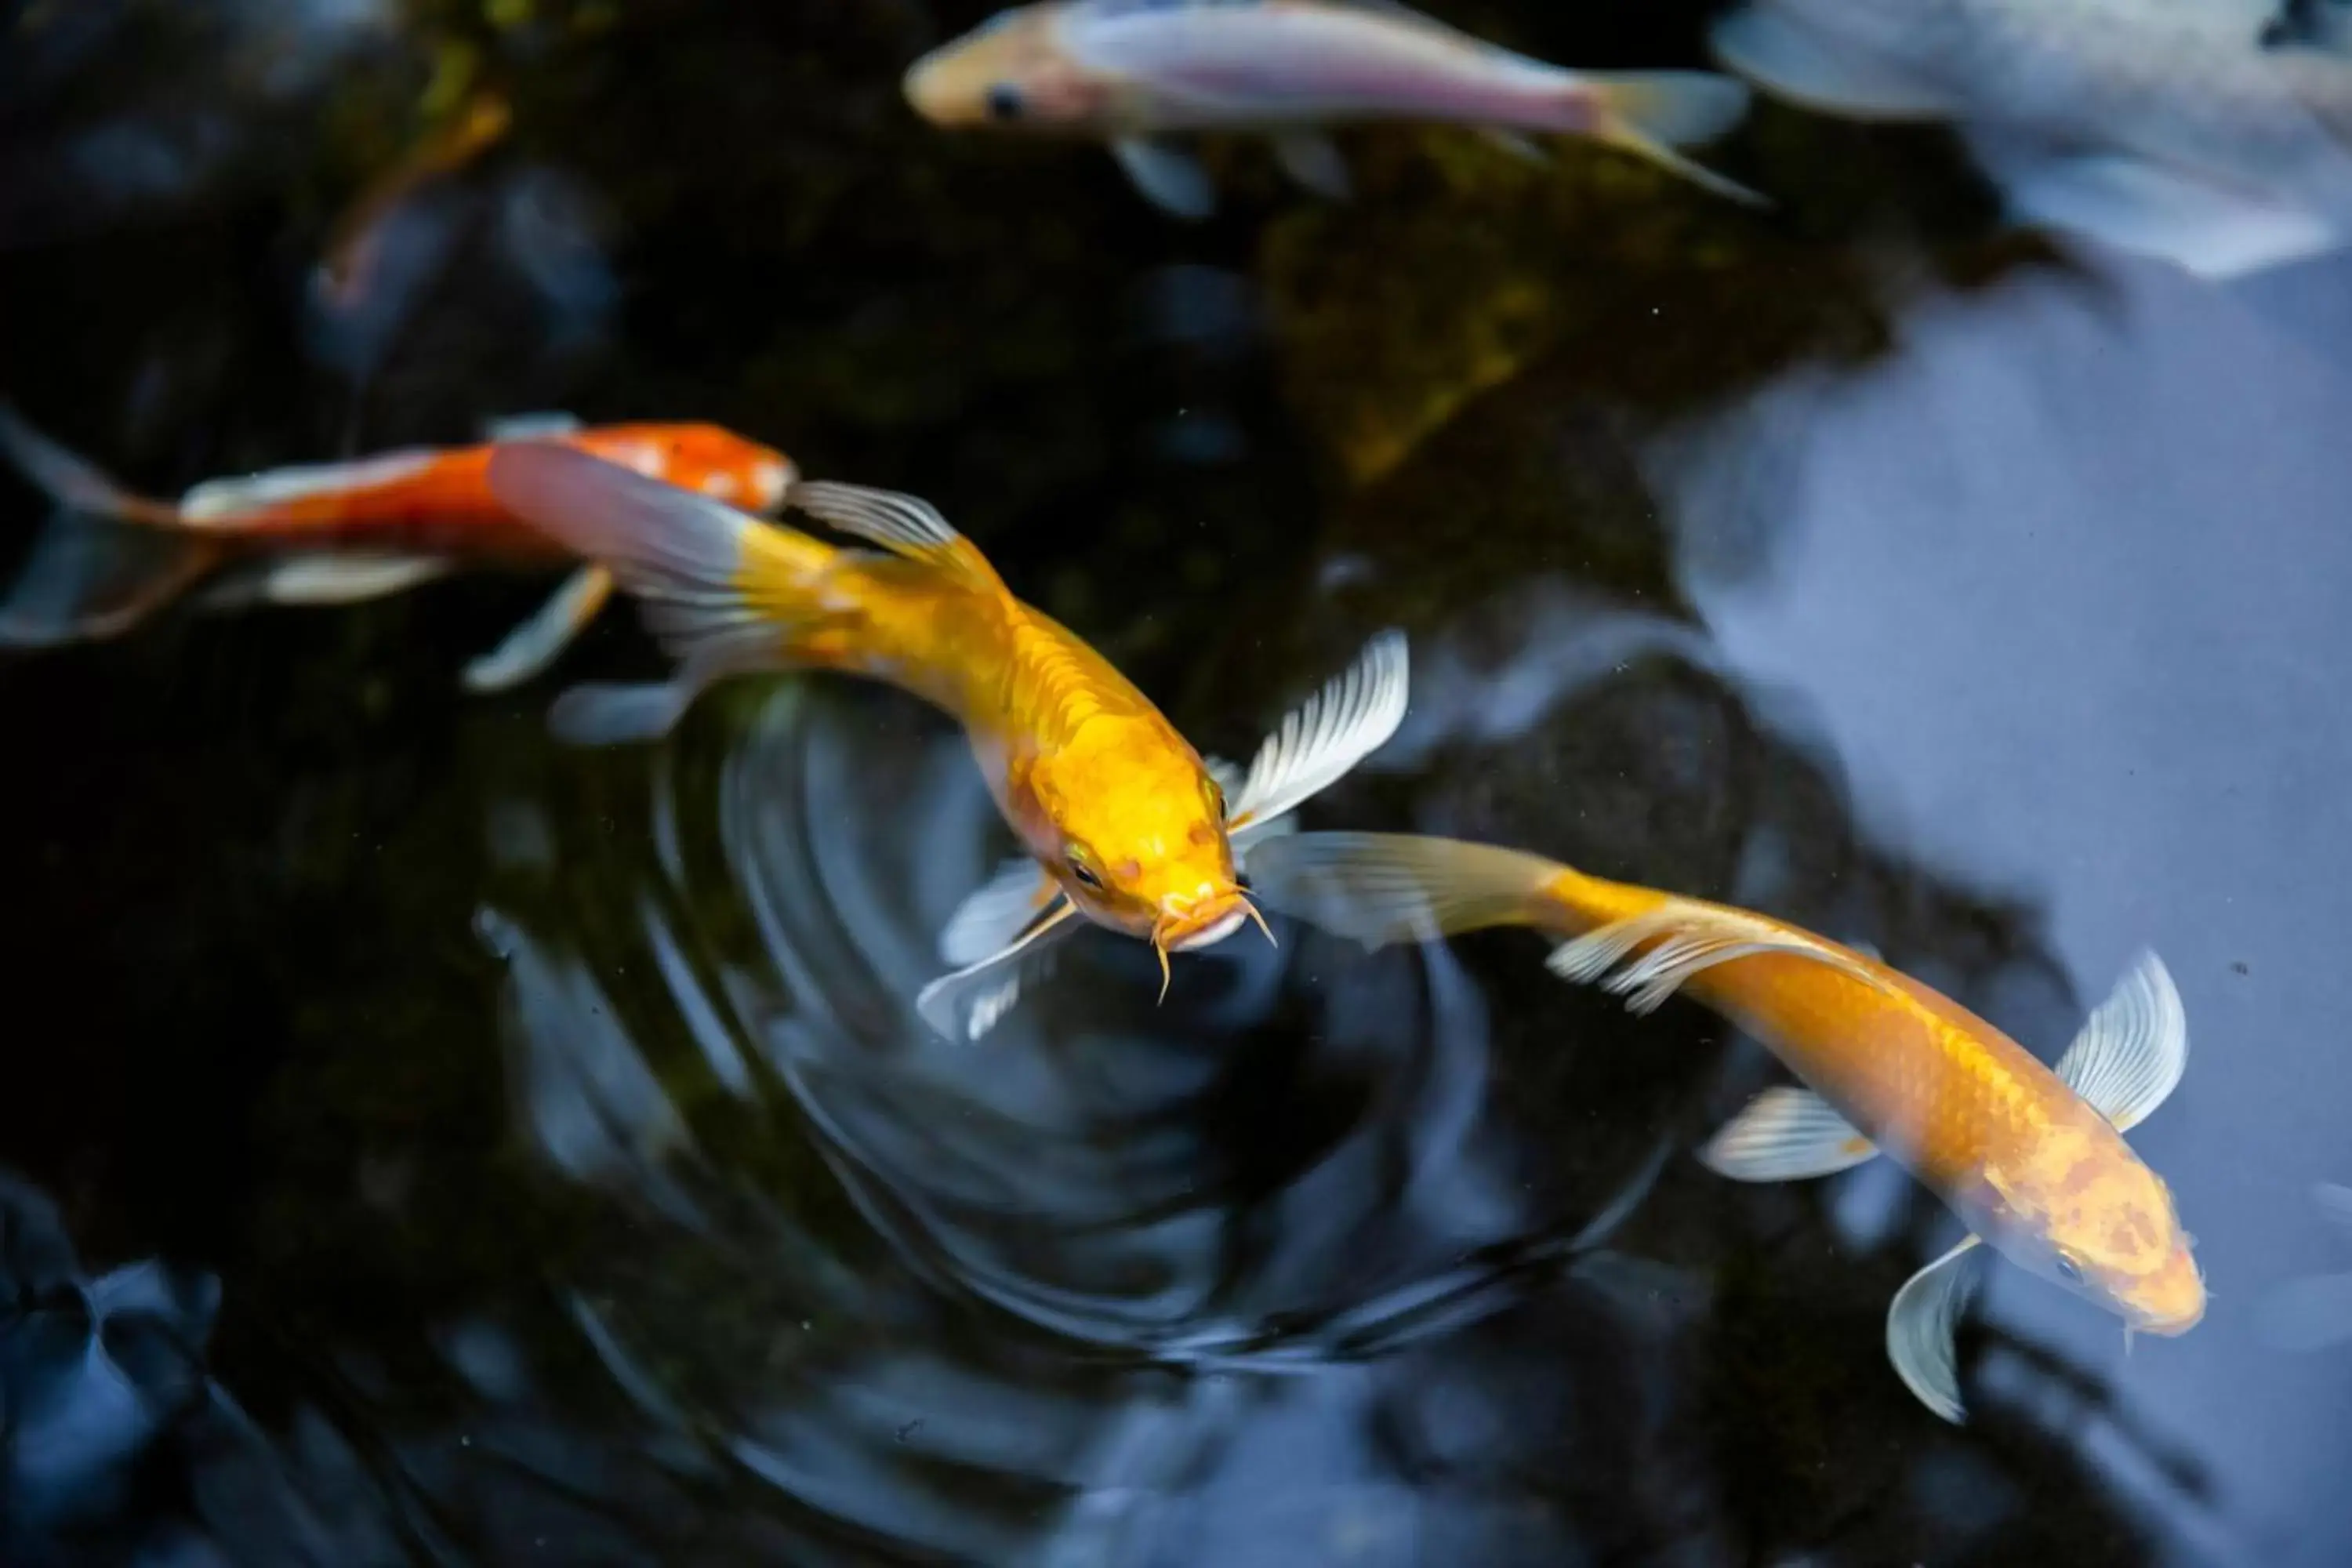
[902,5,1117,132]
[1025,717,1264,980]
[664,426,799,514]
[1985,1127,2205,1336]
[570,424,797,514]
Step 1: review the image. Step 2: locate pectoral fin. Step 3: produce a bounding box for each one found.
[2052,950,2187,1132]
[461,564,615,693]
[1986,145,2340,279]
[1111,137,1218,220]
[1272,132,1351,200]
[1886,1235,1985,1423]
[916,898,1080,1042]
[1479,129,1548,165]
[1225,630,1409,833]
[246,550,453,604]
[940,857,1060,967]
[543,622,782,746]
[1700,1086,1878,1182]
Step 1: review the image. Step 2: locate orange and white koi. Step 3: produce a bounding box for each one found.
[0,408,794,691]
[1247,830,2201,1421]
[485,445,1410,1038]
[904,0,1759,218]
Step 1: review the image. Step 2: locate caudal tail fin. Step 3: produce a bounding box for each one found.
[1584,71,1767,207]
[0,405,215,645]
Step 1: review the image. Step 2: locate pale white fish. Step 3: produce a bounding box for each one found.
[1711,0,2352,276]
[903,0,1759,219]
[920,629,1410,1040]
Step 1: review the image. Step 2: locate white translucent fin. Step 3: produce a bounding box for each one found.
[0,514,216,644]
[940,857,1059,967]
[180,449,439,524]
[1229,812,1298,859]
[543,624,782,747]
[1272,132,1352,199]
[1708,9,1955,118]
[461,564,615,693]
[1547,902,1894,1015]
[1479,128,1548,165]
[1242,831,1556,949]
[916,898,1080,1043]
[1701,1086,1878,1182]
[1588,73,1766,205]
[486,444,769,655]
[1887,1235,1984,1424]
[1226,630,1410,833]
[1593,71,1752,147]
[481,411,584,441]
[785,481,1004,595]
[1111,136,1217,220]
[0,404,181,524]
[2053,951,2187,1133]
[547,681,697,747]
[1991,148,2341,280]
[254,551,452,604]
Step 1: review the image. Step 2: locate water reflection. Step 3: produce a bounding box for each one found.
[1658,243,2352,1565]
[463,673,1689,1561]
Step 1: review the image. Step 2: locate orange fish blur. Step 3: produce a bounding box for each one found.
[1246,831,2201,1421]
[485,444,1408,1038]
[0,408,794,691]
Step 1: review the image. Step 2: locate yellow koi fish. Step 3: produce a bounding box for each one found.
[904,0,1759,218]
[1246,830,2201,1420]
[486,445,1409,1038]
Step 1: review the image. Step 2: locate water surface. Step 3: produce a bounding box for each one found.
[1,2,2347,1564]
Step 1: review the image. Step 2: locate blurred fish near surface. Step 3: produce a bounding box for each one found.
[904,0,1761,217]
[1712,0,2352,276]
[0,408,794,691]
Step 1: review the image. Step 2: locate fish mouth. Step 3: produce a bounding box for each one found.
[2131,1299,2206,1337]
[901,56,958,122]
[1170,908,1248,951]
[2127,1252,2208,1336]
[1147,893,1276,1000]
[752,458,796,512]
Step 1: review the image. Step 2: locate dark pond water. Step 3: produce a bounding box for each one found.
[3,2,2350,1563]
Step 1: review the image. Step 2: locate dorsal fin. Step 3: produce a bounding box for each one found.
[786,481,1007,597]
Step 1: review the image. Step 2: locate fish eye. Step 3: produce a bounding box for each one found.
[2053,1252,2085,1285]
[1066,851,1104,891]
[1203,776,1226,818]
[984,83,1025,122]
